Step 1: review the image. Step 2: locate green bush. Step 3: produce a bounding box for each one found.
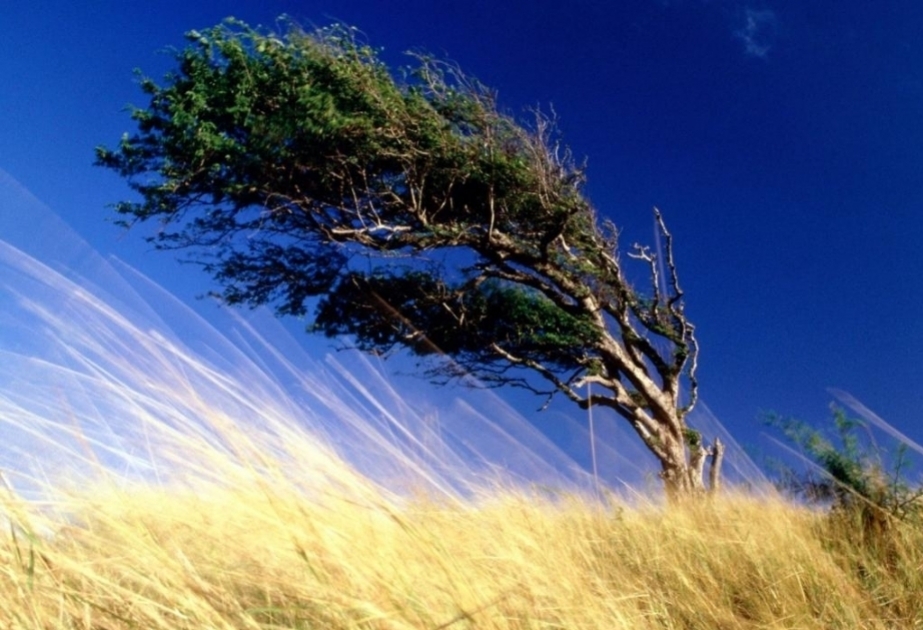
[765,405,923,542]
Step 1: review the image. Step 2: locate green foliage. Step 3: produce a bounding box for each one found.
[683,428,702,449]
[96,18,589,252]
[95,18,599,344]
[766,406,923,539]
[313,273,599,370]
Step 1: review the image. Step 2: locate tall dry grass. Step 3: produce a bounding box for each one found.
[2,205,922,629]
[3,413,923,629]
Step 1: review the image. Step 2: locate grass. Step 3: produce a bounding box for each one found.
[4,413,923,629]
[3,234,923,629]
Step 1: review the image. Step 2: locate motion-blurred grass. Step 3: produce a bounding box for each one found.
[3,408,922,629]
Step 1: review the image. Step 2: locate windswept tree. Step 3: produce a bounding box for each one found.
[97,19,724,498]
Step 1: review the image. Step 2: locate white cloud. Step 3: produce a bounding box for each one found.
[652,1,782,59]
[734,7,778,58]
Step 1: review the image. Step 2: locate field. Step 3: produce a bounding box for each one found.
[3,410,923,629]
[2,216,922,629]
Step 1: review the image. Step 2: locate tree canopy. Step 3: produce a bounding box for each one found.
[96,18,723,497]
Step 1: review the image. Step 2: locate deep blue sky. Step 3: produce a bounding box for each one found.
[3,1,923,461]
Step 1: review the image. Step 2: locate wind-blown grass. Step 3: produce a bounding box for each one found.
[3,173,923,628]
[5,456,923,628]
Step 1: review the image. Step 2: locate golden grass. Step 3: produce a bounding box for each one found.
[3,233,922,628]
[4,449,923,629]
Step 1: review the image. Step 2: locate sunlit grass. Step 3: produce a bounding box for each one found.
[4,406,923,629]
[3,187,923,628]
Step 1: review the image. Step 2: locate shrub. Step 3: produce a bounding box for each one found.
[765,405,923,544]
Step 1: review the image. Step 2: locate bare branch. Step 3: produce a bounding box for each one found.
[488,343,586,407]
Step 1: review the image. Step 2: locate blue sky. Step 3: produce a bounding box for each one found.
[3,1,923,470]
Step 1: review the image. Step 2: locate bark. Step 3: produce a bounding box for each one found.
[709,437,725,495]
[659,434,725,502]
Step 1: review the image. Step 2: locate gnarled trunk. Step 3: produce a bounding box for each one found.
[659,435,725,502]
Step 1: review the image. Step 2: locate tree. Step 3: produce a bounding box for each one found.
[96,19,724,499]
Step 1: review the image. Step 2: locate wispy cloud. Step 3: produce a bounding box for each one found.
[653,1,781,59]
[734,7,778,59]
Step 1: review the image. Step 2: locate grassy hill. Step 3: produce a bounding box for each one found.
[3,215,921,628]
[4,426,922,629]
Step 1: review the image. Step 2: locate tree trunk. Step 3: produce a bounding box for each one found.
[658,434,724,503]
